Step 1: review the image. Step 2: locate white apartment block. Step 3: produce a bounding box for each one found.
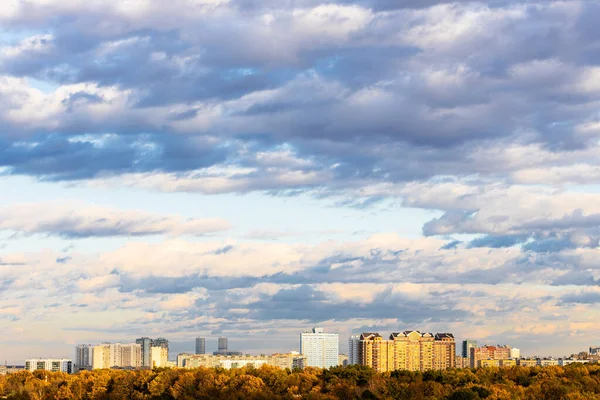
[25,359,72,374]
[510,348,521,359]
[92,343,142,369]
[300,327,339,369]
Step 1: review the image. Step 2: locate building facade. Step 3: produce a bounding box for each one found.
[300,327,339,369]
[92,343,142,369]
[510,348,521,359]
[348,334,360,365]
[25,359,72,373]
[195,337,206,355]
[218,337,228,353]
[355,331,455,372]
[433,333,456,370]
[470,345,510,368]
[75,344,93,371]
[151,346,169,368]
[0,366,25,375]
[358,333,395,373]
[136,337,153,368]
[177,353,307,370]
[462,340,478,366]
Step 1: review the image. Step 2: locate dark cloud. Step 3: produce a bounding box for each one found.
[467,235,529,249]
[560,292,600,305]
[0,134,230,180]
[245,286,469,322]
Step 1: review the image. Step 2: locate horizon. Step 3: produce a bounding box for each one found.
[2,0,600,366]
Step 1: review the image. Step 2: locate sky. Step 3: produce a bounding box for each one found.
[1,0,600,363]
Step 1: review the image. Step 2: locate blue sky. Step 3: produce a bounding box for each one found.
[2,0,600,363]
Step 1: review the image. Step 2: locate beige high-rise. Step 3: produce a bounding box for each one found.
[357,333,394,373]
[357,331,455,372]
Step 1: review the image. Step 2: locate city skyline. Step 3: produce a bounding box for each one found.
[5,329,599,366]
[2,0,600,364]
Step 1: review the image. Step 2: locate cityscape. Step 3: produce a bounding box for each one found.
[2,0,600,397]
[2,328,599,376]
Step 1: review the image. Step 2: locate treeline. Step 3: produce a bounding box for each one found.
[2,364,600,400]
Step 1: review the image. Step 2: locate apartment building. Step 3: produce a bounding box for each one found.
[25,359,72,373]
[356,331,455,372]
[92,343,142,369]
[470,345,510,368]
[177,352,307,370]
[300,327,339,369]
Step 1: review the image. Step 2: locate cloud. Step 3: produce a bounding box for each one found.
[0,0,598,194]
[0,202,231,238]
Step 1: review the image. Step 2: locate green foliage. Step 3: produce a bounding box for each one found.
[2,364,600,399]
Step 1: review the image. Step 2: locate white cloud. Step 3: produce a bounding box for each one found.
[0,201,231,237]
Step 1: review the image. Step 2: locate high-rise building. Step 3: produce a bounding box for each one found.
[25,359,72,373]
[433,333,456,370]
[195,337,206,355]
[348,334,360,365]
[154,337,169,350]
[510,348,521,359]
[75,344,93,371]
[136,337,153,368]
[358,333,394,373]
[300,327,339,369]
[462,340,477,358]
[218,337,228,353]
[92,343,142,369]
[151,346,169,368]
[355,331,456,372]
[389,331,434,371]
[470,345,510,368]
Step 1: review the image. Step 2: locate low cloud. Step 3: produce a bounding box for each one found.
[0,202,231,238]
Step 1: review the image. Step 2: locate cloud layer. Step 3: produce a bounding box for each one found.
[1,0,600,361]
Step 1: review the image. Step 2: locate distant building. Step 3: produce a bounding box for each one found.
[462,340,477,365]
[590,346,600,355]
[75,344,93,371]
[151,346,168,368]
[359,333,395,372]
[559,359,589,366]
[510,348,521,359]
[0,365,25,375]
[25,359,72,373]
[338,354,348,367]
[212,337,241,356]
[136,337,153,368]
[178,353,307,370]
[218,337,228,353]
[470,346,510,368]
[479,359,500,368]
[433,333,456,370]
[348,334,360,365]
[92,343,142,369]
[455,356,469,368]
[356,331,455,372]
[518,358,538,367]
[300,327,339,369]
[539,358,558,367]
[154,337,169,350]
[500,359,516,367]
[195,337,206,355]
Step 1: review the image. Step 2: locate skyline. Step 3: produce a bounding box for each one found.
[2,0,600,364]
[3,328,595,365]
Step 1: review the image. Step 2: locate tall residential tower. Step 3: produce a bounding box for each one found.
[300,327,339,369]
